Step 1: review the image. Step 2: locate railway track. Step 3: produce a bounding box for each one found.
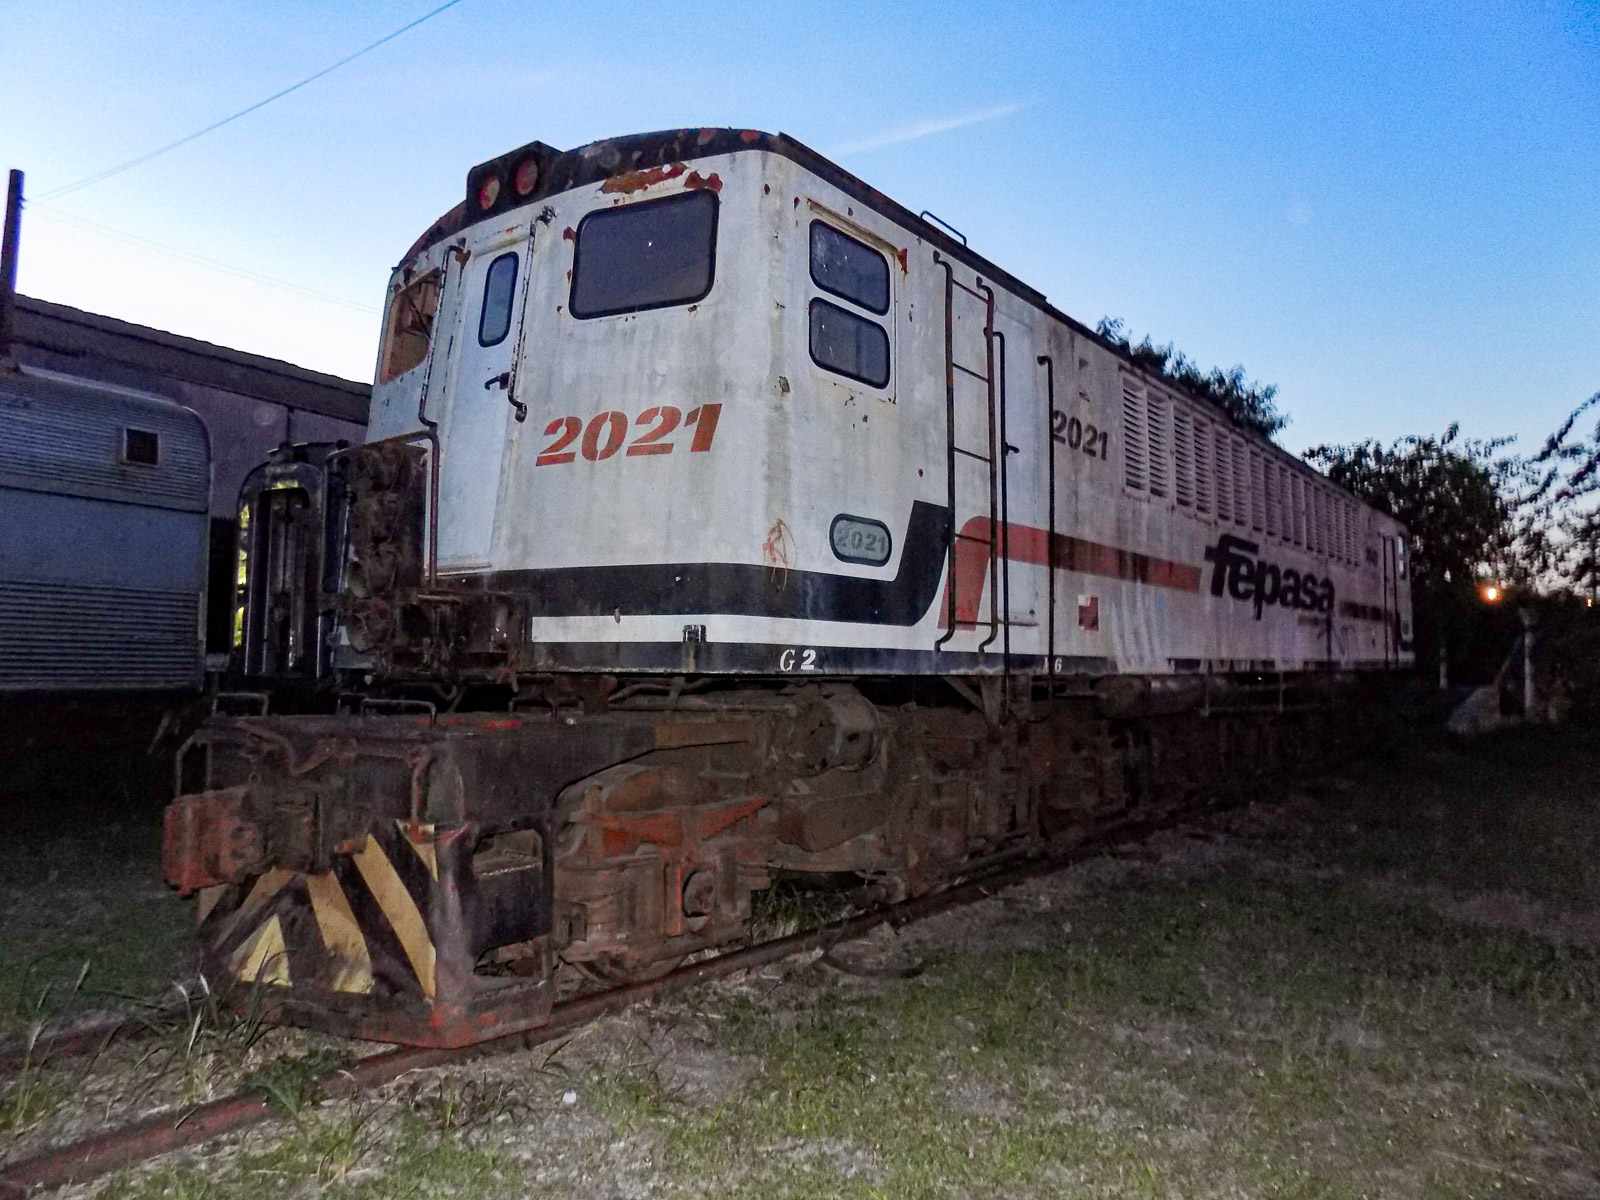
[0,813,1182,1196]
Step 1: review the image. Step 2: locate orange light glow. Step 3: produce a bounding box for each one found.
[1481,584,1501,603]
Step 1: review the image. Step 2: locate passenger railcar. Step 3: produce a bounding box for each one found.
[163,129,1412,1048]
[0,365,210,691]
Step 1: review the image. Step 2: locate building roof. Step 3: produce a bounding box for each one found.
[11,294,370,424]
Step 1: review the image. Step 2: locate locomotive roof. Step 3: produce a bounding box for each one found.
[404,127,1348,501]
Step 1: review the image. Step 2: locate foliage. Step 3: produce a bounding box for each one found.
[1096,317,1288,439]
[1506,390,1600,593]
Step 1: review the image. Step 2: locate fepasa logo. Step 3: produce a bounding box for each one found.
[1203,534,1334,620]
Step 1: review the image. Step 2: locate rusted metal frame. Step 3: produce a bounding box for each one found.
[407,240,465,587]
[502,220,540,424]
[934,253,959,651]
[976,281,1000,655]
[1038,354,1056,686]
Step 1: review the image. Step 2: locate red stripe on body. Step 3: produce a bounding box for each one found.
[939,517,1201,628]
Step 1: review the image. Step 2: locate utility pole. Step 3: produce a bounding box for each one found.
[0,169,21,366]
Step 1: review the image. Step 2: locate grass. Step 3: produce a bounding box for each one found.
[0,802,191,1035]
[561,724,1600,1198]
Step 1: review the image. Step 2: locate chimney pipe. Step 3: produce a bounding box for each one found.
[0,169,21,366]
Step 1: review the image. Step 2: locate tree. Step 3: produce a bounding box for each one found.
[1096,317,1287,439]
[1507,390,1600,596]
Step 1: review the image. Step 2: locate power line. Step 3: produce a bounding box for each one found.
[35,0,467,203]
[31,209,380,315]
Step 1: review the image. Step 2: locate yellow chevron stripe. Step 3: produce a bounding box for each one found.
[230,914,290,986]
[401,821,440,881]
[305,871,374,995]
[350,833,436,998]
[212,868,294,948]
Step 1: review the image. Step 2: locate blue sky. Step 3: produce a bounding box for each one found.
[3,0,1595,458]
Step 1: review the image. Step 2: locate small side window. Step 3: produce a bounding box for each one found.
[477,253,519,346]
[809,299,889,388]
[830,514,892,566]
[810,222,890,314]
[123,427,160,466]
[378,269,443,383]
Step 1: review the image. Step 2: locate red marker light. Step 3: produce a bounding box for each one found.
[513,158,539,196]
[477,174,502,210]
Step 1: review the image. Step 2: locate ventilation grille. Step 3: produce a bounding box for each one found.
[1121,382,1147,491]
[1172,408,1194,507]
[1146,392,1170,498]
[0,579,200,690]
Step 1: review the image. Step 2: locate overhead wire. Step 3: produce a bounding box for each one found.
[34,0,467,203]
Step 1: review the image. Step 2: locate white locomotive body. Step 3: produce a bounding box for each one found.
[357,129,1412,680]
[166,131,1413,1050]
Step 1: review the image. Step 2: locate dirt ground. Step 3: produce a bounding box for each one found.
[3,723,1597,1199]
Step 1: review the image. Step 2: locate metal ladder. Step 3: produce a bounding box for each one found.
[933,251,1006,658]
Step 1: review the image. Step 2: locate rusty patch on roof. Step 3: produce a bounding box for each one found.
[600,162,688,195]
[684,171,722,193]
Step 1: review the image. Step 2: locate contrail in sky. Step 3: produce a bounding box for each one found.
[831,102,1031,156]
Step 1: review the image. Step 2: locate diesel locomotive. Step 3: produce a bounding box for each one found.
[161,128,1413,1047]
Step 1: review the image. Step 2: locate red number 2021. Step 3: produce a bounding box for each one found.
[536,404,722,466]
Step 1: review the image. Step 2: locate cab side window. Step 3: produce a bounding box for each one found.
[808,221,891,388]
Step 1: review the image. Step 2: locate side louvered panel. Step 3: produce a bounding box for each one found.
[1121,382,1147,491]
[0,580,200,690]
[1249,451,1265,531]
[1265,463,1280,538]
[1146,391,1170,499]
[1231,438,1250,527]
[1213,427,1232,522]
[1172,407,1194,507]
[1193,417,1212,513]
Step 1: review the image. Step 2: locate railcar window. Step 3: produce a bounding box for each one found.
[477,252,519,346]
[379,269,442,383]
[570,190,717,319]
[809,222,890,315]
[123,427,159,466]
[809,299,890,387]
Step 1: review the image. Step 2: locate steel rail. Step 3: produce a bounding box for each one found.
[0,815,1179,1197]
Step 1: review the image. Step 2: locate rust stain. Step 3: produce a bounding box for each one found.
[740,129,761,143]
[896,247,909,273]
[696,128,716,146]
[762,518,793,593]
[683,170,722,193]
[600,161,688,195]
[562,226,576,241]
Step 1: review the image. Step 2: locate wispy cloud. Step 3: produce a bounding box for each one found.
[831,102,1031,157]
